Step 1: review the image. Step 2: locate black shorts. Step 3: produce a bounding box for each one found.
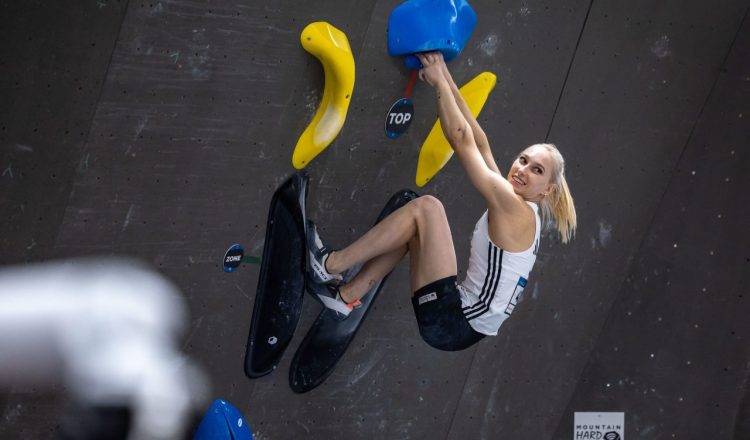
[411,276,485,351]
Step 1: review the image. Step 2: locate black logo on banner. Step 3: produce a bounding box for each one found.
[385,98,414,139]
[603,433,620,440]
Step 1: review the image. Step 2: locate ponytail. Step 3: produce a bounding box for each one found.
[535,144,577,243]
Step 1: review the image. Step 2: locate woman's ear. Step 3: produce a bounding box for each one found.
[544,183,557,197]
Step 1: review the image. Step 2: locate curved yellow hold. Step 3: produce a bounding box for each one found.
[292,22,355,169]
[415,72,498,187]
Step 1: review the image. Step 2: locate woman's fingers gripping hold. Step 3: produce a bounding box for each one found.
[417,51,446,87]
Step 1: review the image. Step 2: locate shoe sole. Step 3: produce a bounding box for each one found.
[315,293,353,317]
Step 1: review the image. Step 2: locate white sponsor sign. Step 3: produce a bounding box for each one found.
[574,412,624,440]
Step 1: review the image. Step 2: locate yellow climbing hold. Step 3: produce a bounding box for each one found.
[292,22,355,169]
[415,72,497,187]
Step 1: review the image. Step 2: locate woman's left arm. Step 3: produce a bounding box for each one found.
[419,53,520,212]
[442,66,500,175]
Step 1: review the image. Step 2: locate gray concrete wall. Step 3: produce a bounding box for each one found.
[1,0,748,438]
[552,10,750,439]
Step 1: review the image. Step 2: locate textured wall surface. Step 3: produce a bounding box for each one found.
[1,1,748,439]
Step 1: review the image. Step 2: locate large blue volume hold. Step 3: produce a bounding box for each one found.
[387,0,477,69]
[192,399,254,440]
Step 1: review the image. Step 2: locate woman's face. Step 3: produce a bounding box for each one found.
[507,145,555,201]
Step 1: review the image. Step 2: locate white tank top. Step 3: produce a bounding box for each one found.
[458,202,540,335]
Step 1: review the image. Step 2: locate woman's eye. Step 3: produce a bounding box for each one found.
[534,167,542,174]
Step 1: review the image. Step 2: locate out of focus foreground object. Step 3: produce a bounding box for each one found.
[0,258,209,440]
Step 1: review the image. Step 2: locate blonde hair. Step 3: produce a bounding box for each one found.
[531,143,577,243]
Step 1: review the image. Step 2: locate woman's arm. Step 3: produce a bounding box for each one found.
[417,53,520,212]
[440,63,500,175]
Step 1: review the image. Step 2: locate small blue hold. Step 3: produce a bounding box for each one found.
[388,0,477,69]
[192,399,254,440]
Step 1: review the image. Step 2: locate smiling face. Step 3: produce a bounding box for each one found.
[507,145,556,202]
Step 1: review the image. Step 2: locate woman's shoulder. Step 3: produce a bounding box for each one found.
[486,199,537,252]
[488,190,534,217]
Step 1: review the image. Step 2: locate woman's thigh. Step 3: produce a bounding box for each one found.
[407,196,457,291]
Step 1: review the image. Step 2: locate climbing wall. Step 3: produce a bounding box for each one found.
[1,0,748,438]
[551,11,750,439]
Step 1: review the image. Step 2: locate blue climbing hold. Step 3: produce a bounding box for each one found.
[387,0,477,70]
[192,399,254,440]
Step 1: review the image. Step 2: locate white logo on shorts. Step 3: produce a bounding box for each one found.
[418,292,438,305]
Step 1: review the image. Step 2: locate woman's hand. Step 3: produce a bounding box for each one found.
[417,52,447,87]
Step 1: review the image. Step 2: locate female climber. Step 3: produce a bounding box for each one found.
[306,51,577,351]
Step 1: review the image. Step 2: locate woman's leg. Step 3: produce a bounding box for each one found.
[338,246,407,303]
[331,196,458,302]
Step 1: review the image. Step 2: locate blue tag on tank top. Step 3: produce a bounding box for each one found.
[504,277,528,315]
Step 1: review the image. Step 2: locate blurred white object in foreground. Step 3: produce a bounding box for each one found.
[0,257,209,440]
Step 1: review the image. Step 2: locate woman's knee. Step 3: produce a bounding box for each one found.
[409,195,447,223]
